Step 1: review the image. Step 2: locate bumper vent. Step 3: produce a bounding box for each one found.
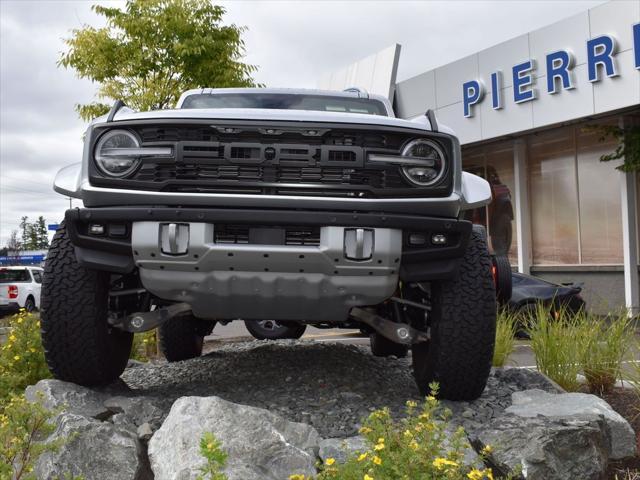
[214,225,321,246]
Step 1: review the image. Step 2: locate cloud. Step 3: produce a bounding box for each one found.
[0,0,605,245]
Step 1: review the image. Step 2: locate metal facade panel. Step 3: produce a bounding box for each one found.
[478,34,530,89]
[529,11,591,72]
[394,70,436,119]
[532,63,594,128]
[435,54,479,109]
[437,102,482,144]
[593,50,640,114]
[589,0,640,52]
[479,86,534,139]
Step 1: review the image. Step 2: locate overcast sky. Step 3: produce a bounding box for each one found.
[0,0,606,246]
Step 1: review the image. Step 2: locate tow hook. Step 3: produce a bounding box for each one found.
[350,307,429,345]
[110,302,191,333]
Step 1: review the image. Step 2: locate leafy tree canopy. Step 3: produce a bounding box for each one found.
[59,0,260,121]
[597,124,640,173]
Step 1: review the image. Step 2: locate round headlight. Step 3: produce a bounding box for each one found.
[94,129,141,177]
[400,139,446,186]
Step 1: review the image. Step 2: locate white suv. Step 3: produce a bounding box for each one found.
[0,266,43,315]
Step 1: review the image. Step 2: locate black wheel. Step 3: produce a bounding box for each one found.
[159,313,213,362]
[24,296,36,312]
[40,223,133,386]
[369,332,408,358]
[411,226,497,401]
[490,212,512,255]
[491,255,513,305]
[244,320,307,340]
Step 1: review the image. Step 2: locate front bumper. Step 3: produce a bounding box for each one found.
[66,207,472,282]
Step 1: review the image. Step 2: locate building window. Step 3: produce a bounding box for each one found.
[462,141,518,266]
[576,123,623,264]
[528,127,580,265]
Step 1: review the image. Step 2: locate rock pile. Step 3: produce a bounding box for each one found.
[25,340,636,480]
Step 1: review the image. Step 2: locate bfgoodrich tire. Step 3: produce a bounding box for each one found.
[159,313,213,362]
[412,227,497,400]
[40,223,133,386]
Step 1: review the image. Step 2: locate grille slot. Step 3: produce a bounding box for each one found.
[214,225,321,246]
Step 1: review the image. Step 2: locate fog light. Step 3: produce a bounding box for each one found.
[408,233,427,246]
[89,224,105,235]
[431,234,447,245]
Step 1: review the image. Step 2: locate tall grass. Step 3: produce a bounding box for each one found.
[493,309,518,367]
[527,302,586,392]
[528,303,636,394]
[580,311,635,394]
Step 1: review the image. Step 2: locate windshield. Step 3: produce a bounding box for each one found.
[0,268,30,283]
[181,93,388,116]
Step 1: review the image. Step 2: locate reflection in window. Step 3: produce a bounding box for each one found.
[462,142,518,266]
[577,124,622,264]
[528,128,580,265]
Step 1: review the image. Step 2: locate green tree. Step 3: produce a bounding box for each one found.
[35,216,49,250]
[594,123,640,172]
[59,0,260,121]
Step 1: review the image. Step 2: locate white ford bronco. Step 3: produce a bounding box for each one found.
[43,88,496,400]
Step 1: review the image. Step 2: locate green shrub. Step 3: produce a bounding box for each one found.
[493,309,518,367]
[0,311,51,403]
[0,394,62,480]
[130,329,158,362]
[289,385,497,480]
[197,431,228,480]
[580,311,634,394]
[527,303,586,392]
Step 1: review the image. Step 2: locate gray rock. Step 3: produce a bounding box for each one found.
[137,422,154,442]
[35,413,151,480]
[471,413,609,480]
[319,436,367,463]
[148,396,320,480]
[25,379,111,420]
[104,395,166,429]
[506,389,636,459]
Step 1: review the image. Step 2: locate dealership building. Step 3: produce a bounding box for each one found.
[320,1,639,314]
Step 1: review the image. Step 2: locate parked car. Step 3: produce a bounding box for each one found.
[43,87,497,400]
[508,272,585,316]
[0,266,44,315]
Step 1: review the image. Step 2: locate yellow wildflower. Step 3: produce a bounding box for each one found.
[357,452,368,462]
[8,335,16,342]
[289,475,306,480]
[206,442,214,450]
[481,445,493,455]
[359,427,372,434]
[364,475,374,480]
[403,429,413,438]
[373,443,385,451]
[325,458,335,466]
[372,456,382,465]
[432,458,459,470]
[377,437,384,443]
[405,400,417,408]
[13,355,20,361]
[409,440,419,450]
[466,469,484,480]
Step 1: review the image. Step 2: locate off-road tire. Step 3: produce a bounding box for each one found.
[412,227,497,400]
[490,212,512,256]
[40,223,133,386]
[369,332,408,358]
[159,313,212,361]
[244,320,307,340]
[491,254,513,305]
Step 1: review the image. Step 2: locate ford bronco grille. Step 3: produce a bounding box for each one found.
[89,123,454,198]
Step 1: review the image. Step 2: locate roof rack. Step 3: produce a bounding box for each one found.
[343,87,369,99]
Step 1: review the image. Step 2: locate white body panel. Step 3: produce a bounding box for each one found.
[0,267,43,310]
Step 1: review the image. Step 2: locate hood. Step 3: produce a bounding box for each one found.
[106,107,433,132]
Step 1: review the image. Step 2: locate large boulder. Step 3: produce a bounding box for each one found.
[35,413,152,480]
[471,414,609,480]
[506,389,636,459]
[148,396,320,480]
[319,436,367,464]
[25,379,112,420]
